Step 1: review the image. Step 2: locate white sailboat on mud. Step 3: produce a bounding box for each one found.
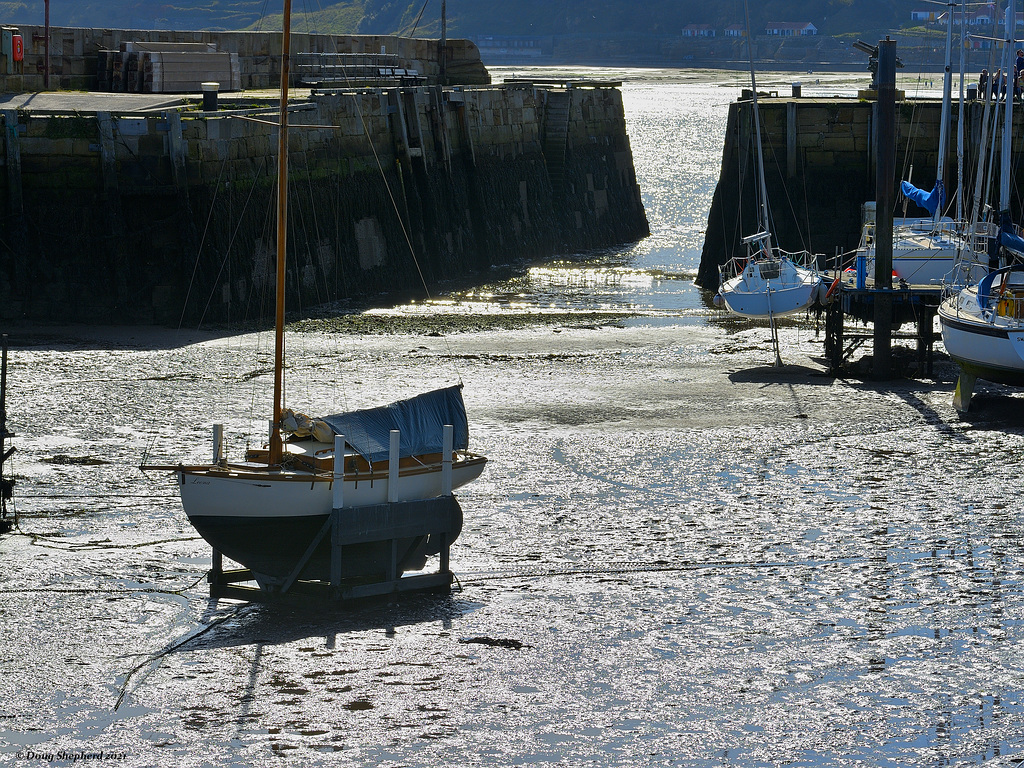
[716,0,823,361]
[143,1,487,591]
[938,3,1024,411]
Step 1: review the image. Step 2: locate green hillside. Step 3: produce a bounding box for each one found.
[0,0,946,39]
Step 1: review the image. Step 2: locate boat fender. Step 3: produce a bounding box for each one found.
[824,275,841,301]
[713,293,724,307]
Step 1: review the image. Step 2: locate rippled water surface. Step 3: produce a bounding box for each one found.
[2,68,1024,767]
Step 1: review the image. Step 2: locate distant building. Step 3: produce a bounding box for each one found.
[724,24,746,38]
[474,35,550,61]
[938,6,996,26]
[910,9,937,22]
[682,24,715,38]
[764,22,818,37]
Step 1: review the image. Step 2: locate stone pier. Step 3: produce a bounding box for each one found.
[0,81,648,324]
[698,96,1022,290]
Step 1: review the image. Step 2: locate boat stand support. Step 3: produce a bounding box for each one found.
[207,497,460,604]
[952,370,977,413]
[823,290,937,377]
[208,427,462,605]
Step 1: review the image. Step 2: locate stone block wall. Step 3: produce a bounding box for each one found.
[0,82,648,324]
[698,97,1020,289]
[0,25,490,91]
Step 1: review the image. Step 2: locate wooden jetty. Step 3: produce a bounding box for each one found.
[701,38,989,379]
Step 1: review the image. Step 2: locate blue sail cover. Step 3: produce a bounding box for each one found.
[1001,228,1024,257]
[900,180,944,216]
[320,385,469,463]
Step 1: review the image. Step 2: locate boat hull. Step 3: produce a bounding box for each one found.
[179,456,485,584]
[939,308,1024,385]
[718,256,823,319]
[189,498,462,585]
[719,278,821,318]
[865,242,986,288]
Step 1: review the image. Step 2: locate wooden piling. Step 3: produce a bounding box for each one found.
[873,38,897,380]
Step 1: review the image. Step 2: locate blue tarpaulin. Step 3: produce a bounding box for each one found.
[901,180,944,216]
[1001,228,1024,256]
[320,385,469,463]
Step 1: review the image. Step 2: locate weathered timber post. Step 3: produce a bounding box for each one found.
[873,38,896,380]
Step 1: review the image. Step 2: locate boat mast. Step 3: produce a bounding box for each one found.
[269,0,292,465]
[969,14,998,234]
[956,0,966,224]
[1000,0,1015,218]
[935,0,955,225]
[743,0,772,253]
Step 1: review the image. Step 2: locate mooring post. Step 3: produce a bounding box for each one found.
[388,429,400,503]
[873,37,897,380]
[211,424,223,464]
[441,425,453,496]
[332,434,345,510]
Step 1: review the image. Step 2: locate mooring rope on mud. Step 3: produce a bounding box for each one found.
[454,555,866,584]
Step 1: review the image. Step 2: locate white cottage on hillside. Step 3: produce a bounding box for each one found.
[764,22,818,36]
[682,24,716,38]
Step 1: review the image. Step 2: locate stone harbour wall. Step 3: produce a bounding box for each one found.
[697,96,1021,290]
[0,82,649,324]
[0,25,490,90]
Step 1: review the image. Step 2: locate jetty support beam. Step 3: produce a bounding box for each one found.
[872,37,897,380]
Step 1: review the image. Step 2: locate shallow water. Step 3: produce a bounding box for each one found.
[2,68,1024,767]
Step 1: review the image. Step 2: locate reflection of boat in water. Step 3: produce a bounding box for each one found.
[142,0,486,591]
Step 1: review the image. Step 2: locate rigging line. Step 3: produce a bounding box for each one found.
[454,555,872,584]
[177,158,230,331]
[15,494,179,499]
[24,535,202,551]
[114,602,256,712]
[254,0,272,34]
[346,92,465,384]
[408,0,432,38]
[761,128,810,254]
[196,156,269,330]
[0,572,209,596]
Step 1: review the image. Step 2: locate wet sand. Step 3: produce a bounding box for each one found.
[1,316,1022,766]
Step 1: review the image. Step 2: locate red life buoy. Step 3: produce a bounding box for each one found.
[825,275,841,300]
[11,35,22,62]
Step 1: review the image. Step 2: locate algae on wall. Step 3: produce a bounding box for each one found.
[0,83,649,325]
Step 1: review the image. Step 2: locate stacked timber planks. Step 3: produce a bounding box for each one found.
[99,42,241,93]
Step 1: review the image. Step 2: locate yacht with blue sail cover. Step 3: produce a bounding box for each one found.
[938,3,1024,411]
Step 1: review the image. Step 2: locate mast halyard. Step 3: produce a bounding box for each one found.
[743,0,772,254]
[269,0,292,466]
[935,0,955,226]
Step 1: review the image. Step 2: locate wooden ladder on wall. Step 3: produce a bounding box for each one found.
[542,89,571,191]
